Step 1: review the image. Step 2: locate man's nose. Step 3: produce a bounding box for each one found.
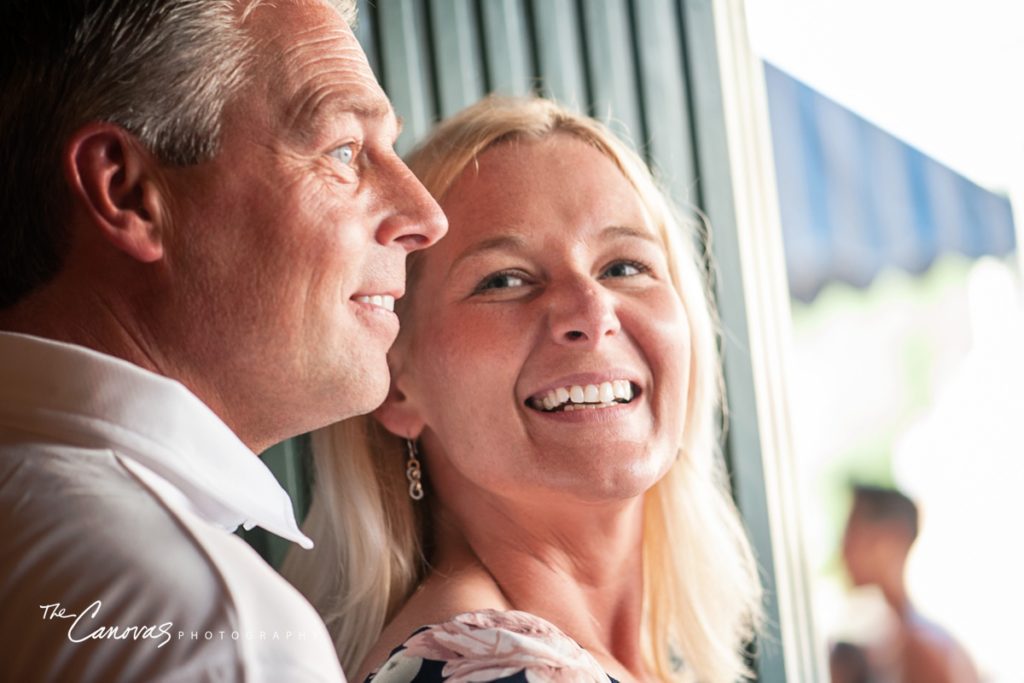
[374,157,448,252]
[547,278,622,348]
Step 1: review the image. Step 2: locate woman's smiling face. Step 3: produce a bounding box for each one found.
[383,133,693,505]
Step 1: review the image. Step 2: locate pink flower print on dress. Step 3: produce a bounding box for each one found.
[401,610,611,683]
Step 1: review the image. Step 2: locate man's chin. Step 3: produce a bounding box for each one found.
[350,387,390,419]
[336,362,392,420]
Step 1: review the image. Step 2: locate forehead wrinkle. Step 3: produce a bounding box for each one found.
[279,34,369,79]
[258,17,346,72]
[276,29,365,71]
[283,65,392,137]
[260,15,383,113]
[279,24,347,51]
[287,76,391,131]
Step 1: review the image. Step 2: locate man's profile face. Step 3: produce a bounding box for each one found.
[158,1,446,443]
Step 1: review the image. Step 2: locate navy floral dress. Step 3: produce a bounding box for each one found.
[366,609,618,683]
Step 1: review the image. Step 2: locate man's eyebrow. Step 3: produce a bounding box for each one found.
[317,94,392,123]
[290,89,395,132]
[448,234,528,275]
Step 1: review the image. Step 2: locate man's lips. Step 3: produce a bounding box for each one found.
[351,293,396,312]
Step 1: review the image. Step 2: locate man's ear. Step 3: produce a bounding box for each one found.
[373,377,426,440]
[64,123,167,263]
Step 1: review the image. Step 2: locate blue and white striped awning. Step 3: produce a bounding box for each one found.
[763,62,1017,302]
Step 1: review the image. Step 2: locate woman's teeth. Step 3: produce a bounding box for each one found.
[354,294,395,312]
[532,380,635,412]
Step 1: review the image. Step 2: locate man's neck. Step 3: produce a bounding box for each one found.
[0,286,269,452]
[1,287,167,376]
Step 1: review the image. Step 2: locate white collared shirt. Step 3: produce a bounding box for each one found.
[0,332,346,682]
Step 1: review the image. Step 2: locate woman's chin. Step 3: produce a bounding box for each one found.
[547,449,676,504]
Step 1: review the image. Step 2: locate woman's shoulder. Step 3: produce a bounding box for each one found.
[365,609,615,683]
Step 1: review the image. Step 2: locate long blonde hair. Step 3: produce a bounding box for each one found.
[283,96,762,682]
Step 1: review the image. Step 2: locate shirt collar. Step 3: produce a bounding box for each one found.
[0,331,313,549]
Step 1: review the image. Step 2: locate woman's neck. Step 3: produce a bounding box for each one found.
[430,493,652,681]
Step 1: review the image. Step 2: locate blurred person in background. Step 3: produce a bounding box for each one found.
[836,484,980,683]
[829,640,871,683]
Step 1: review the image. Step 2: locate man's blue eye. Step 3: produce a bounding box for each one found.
[330,143,356,166]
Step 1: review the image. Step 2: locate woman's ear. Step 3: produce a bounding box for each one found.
[373,376,426,440]
[63,122,167,263]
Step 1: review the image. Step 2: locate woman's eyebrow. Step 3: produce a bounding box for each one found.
[599,225,661,244]
[447,235,528,275]
[447,226,660,276]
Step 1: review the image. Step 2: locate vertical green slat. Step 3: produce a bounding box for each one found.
[529,0,587,110]
[354,0,380,78]
[678,0,786,680]
[245,437,312,569]
[261,438,310,523]
[378,0,437,153]
[479,0,534,96]
[429,0,486,117]
[579,0,643,144]
[632,0,697,197]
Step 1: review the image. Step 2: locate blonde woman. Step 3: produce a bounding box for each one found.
[284,96,762,683]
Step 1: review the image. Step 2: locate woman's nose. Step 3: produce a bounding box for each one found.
[547,279,622,347]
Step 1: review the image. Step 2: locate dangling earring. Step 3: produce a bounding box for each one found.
[405,439,424,501]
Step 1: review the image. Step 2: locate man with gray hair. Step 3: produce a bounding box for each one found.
[0,0,446,680]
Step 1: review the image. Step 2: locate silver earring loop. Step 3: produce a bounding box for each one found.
[405,439,424,501]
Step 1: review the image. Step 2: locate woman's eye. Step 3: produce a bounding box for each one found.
[329,143,357,166]
[474,271,527,293]
[601,260,647,278]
